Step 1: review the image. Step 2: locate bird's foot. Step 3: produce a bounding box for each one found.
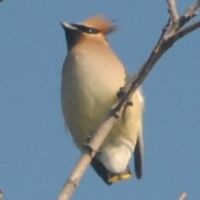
[117,87,126,99]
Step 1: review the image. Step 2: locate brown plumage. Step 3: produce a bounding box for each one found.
[61,15,144,185]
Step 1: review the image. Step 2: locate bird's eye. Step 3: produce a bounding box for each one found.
[87,28,99,34]
[71,24,100,34]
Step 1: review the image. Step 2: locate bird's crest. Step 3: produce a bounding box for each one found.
[82,15,116,34]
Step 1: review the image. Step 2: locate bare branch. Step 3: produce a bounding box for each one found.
[57,1,200,200]
[0,189,3,200]
[175,20,200,40]
[165,0,200,39]
[57,115,118,200]
[167,0,180,23]
[178,192,187,200]
[185,0,200,18]
[178,0,200,28]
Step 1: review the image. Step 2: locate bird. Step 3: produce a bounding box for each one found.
[61,15,144,185]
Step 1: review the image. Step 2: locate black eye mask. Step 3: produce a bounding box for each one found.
[71,24,100,34]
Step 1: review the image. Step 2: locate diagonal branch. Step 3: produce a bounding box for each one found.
[178,192,187,200]
[57,1,200,200]
[179,0,200,27]
[0,189,3,200]
[185,0,200,18]
[175,20,200,40]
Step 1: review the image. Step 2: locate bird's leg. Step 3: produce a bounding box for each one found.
[117,87,126,99]
[117,86,133,107]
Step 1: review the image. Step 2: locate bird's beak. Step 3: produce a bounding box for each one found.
[61,22,78,30]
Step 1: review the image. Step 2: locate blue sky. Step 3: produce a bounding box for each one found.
[0,0,200,199]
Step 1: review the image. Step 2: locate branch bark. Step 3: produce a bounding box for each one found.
[57,1,200,200]
[0,189,3,200]
[178,192,187,200]
[167,0,179,23]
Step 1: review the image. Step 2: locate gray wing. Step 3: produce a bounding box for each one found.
[134,131,144,179]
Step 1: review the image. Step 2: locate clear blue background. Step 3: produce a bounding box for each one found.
[0,0,200,199]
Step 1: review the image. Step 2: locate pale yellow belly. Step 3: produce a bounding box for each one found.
[61,52,143,152]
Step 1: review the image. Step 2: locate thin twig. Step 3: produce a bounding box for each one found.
[179,0,200,27]
[57,1,200,200]
[164,0,200,39]
[185,0,200,18]
[175,20,200,39]
[0,189,3,200]
[167,0,180,23]
[178,192,187,200]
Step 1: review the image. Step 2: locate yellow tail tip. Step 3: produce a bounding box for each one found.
[108,172,132,184]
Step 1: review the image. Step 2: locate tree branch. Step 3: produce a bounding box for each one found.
[167,0,179,23]
[57,1,200,200]
[0,189,3,200]
[178,192,187,200]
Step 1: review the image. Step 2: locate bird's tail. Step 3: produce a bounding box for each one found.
[91,158,132,185]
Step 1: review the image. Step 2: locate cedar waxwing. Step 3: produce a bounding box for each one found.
[61,15,144,185]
